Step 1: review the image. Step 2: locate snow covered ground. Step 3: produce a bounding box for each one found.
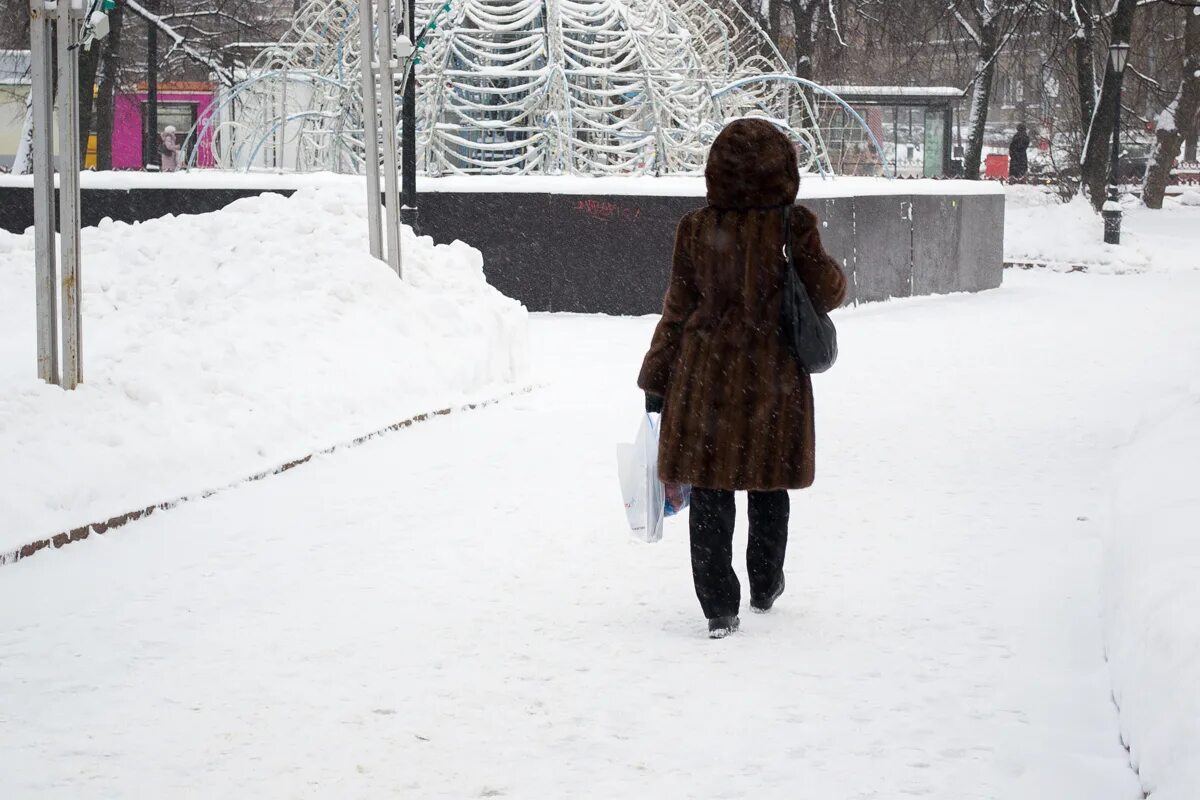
[1105,390,1200,800]
[4,268,1200,798]
[0,185,528,553]
[1004,185,1200,273]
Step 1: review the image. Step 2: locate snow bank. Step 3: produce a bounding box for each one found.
[0,185,528,551]
[1004,185,1200,273]
[1105,391,1200,799]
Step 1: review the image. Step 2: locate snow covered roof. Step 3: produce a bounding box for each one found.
[0,50,31,87]
[824,85,965,103]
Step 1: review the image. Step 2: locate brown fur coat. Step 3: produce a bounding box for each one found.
[638,119,847,491]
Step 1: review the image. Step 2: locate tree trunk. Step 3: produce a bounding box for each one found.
[768,0,782,49]
[1080,0,1138,209]
[790,0,819,83]
[1071,0,1096,137]
[1186,122,1198,164]
[1143,5,1200,209]
[12,16,46,177]
[95,5,124,172]
[12,91,35,176]
[77,43,100,167]
[963,18,1001,180]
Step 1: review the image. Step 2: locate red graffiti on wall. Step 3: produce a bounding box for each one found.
[575,198,642,223]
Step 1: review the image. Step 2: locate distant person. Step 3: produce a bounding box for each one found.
[159,126,180,172]
[1009,123,1030,179]
[638,119,847,639]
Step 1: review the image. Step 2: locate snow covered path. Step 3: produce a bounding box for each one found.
[5,270,1200,799]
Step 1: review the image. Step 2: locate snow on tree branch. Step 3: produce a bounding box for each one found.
[828,0,848,46]
[954,10,984,44]
[122,0,236,86]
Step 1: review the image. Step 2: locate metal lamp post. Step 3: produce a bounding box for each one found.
[146,0,159,170]
[400,0,419,233]
[1103,41,1130,245]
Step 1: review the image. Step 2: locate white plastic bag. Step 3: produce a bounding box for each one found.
[617,413,690,543]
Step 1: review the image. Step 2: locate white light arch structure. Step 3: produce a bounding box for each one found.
[196,0,847,176]
[713,75,895,178]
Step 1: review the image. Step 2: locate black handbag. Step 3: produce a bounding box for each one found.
[781,205,838,374]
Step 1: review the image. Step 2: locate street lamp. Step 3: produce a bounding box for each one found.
[1103,41,1131,245]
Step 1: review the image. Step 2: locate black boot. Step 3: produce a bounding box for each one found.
[708,615,740,639]
[750,574,785,613]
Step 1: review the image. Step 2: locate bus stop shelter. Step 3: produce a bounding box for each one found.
[823,86,964,178]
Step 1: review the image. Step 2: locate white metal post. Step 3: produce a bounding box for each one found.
[358,0,383,260]
[57,0,83,389]
[278,63,288,172]
[377,0,403,277]
[30,0,59,385]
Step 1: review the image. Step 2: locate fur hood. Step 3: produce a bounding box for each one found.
[704,119,800,210]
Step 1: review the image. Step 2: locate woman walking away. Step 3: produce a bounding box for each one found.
[637,119,847,639]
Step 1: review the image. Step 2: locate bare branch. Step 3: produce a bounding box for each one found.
[954,9,984,44]
[123,0,237,86]
[828,0,849,47]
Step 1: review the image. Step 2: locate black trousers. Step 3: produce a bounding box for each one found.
[688,488,790,619]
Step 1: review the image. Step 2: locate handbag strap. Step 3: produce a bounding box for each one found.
[781,204,795,277]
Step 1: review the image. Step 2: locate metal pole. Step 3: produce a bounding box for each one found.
[892,105,898,176]
[400,0,418,232]
[58,0,83,388]
[1110,82,1121,191]
[942,102,953,177]
[30,0,59,385]
[377,0,403,277]
[146,0,158,169]
[278,64,287,172]
[1103,71,1124,245]
[358,0,383,260]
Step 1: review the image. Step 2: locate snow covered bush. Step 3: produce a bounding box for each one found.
[1104,392,1200,800]
[0,185,528,550]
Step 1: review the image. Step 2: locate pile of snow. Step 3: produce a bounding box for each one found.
[0,185,528,551]
[1105,391,1200,799]
[1176,189,1200,207]
[1004,184,1200,273]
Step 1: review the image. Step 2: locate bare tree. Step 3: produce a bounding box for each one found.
[1143,0,1200,208]
[3,0,34,174]
[750,0,863,83]
[121,0,242,86]
[790,0,823,82]
[957,0,1038,178]
[95,3,125,170]
[90,1,293,169]
[1080,0,1138,208]
[77,45,101,165]
[1069,0,1098,136]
